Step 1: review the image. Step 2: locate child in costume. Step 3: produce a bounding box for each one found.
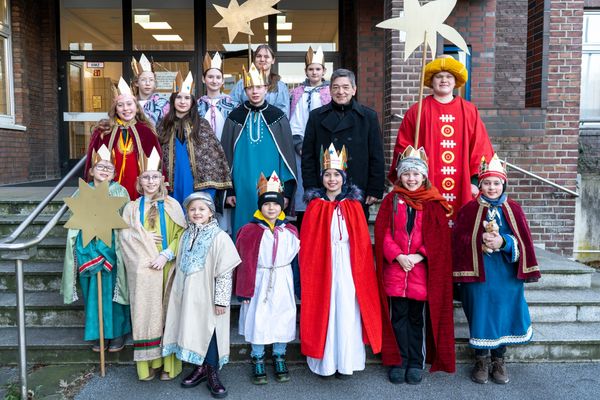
[132,53,170,127]
[61,144,131,353]
[162,192,241,398]
[299,144,382,377]
[85,76,162,201]
[119,148,187,382]
[157,71,232,206]
[235,172,300,384]
[453,154,541,385]
[374,146,455,385]
[289,46,331,229]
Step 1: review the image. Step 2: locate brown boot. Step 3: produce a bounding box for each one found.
[471,356,489,384]
[206,364,228,398]
[490,357,509,384]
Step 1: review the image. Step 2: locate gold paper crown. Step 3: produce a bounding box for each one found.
[242,63,268,88]
[305,46,325,66]
[91,144,115,166]
[203,52,223,73]
[131,53,153,77]
[478,153,507,181]
[321,144,348,172]
[257,171,283,195]
[173,71,194,94]
[400,145,428,163]
[139,147,162,173]
[112,77,135,100]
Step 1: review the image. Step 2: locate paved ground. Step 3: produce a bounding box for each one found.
[70,362,600,400]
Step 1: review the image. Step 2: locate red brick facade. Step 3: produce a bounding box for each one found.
[0,0,59,184]
[382,0,582,255]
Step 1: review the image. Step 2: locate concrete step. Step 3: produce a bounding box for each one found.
[530,248,595,290]
[0,261,63,292]
[0,215,69,239]
[0,292,85,327]
[1,321,599,365]
[453,284,600,324]
[0,187,75,217]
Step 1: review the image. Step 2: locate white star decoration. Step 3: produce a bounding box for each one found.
[376,0,470,61]
[214,0,281,43]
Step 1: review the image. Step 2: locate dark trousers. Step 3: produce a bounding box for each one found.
[205,331,219,368]
[390,297,426,369]
[475,346,507,358]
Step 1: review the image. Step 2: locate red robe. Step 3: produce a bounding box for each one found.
[452,196,541,283]
[299,197,382,359]
[389,96,494,214]
[235,220,298,298]
[375,193,456,372]
[85,121,162,200]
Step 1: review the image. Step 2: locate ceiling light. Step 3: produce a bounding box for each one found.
[153,35,183,41]
[134,14,150,24]
[139,22,172,30]
[265,35,292,42]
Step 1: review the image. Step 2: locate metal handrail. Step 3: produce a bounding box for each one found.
[503,160,579,197]
[0,156,85,400]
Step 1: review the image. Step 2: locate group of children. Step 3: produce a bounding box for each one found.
[62,46,542,399]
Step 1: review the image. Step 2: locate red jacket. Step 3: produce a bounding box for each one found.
[381,196,428,301]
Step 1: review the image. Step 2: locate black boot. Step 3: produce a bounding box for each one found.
[273,354,290,382]
[252,356,268,385]
[206,364,228,398]
[181,364,207,388]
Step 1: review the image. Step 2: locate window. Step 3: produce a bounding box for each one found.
[444,45,471,101]
[60,0,123,51]
[581,12,600,121]
[132,0,194,51]
[0,0,19,129]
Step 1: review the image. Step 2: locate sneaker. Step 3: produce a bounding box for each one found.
[490,357,509,384]
[252,356,268,385]
[471,356,489,384]
[388,367,405,384]
[406,368,423,385]
[108,335,125,352]
[273,354,290,382]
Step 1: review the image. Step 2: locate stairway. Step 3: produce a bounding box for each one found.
[1,192,599,365]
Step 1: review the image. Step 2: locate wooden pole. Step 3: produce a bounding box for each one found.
[248,34,252,68]
[414,31,429,148]
[97,271,106,377]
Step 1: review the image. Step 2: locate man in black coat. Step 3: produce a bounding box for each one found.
[301,68,385,218]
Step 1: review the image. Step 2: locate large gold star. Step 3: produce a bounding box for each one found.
[377,0,469,61]
[213,0,281,43]
[64,179,129,247]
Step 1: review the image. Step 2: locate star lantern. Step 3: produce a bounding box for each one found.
[64,179,129,247]
[213,0,281,43]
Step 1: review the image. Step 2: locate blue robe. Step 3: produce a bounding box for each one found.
[231,111,294,239]
[172,137,194,206]
[460,210,533,349]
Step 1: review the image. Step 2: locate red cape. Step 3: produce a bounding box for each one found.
[453,196,541,283]
[299,198,382,358]
[235,221,298,298]
[85,121,162,200]
[375,193,456,372]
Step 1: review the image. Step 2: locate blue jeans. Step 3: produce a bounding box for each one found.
[251,343,287,358]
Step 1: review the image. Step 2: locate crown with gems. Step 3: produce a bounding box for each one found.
[305,46,325,66]
[478,153,507,182]
[203,52,223,73]
[257,171,284,195]
[131,53,153,77]
[173,71,194,94]
[139,147,162,173]
[242,63,268,88]
[321,143,348,172]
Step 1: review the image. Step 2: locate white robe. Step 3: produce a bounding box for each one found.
[307,207,365,376]
[239,225,300,344]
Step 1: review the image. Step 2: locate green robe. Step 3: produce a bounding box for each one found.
[61,181,131,341]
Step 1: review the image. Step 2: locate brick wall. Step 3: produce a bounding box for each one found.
[0,0,59,185]
[383,0,582,255]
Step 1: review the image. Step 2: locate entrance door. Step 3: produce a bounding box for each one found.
[59,59,191,170]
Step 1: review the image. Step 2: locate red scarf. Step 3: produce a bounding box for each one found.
[392,185,453,215]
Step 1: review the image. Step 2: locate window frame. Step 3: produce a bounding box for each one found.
[581,11,600,122]
[0,0,23,131]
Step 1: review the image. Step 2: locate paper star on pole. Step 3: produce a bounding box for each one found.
[376,0,469,61]
[213,0,281,43]
[64,179,129,247]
